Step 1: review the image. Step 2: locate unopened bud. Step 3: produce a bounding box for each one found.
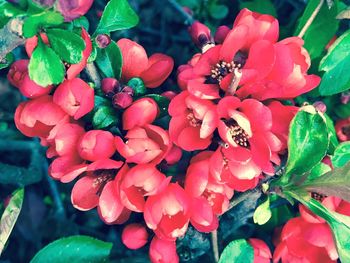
[113,92,133,109]
[96,34,111,48]
[313,101,327,113]
[189,21,212,49]
[214,25,230,44]
[341,91,350,104]
[101,78,119,97]
[121,86,134,96]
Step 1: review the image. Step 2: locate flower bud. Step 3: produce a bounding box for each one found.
[78,130,115,161]
[161,91,177,100]
[101,78,119,97]
[214,25,230,44]
[313,101,327,113]
[341,91,350,104]
[56,0,93,21]
[122,86,134,96]
[127,77,147,97]
[248,238,272,263]
[149,236,179,263]
[335,118,350,142]
[113,92,133,109]
[95,34,111,48]
[189,21,212,49]
[122,224,149,250]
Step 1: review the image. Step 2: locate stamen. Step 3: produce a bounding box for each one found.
[187,111,202,127]
[223,119,250,148]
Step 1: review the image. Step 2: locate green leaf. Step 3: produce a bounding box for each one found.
[0,53,14,70]
[240,0,277,17]
[284,189,350,262]
[209,4,229,20]
[325,113,339,154]
[95,0,139,35]
[0,2,25,28]
[334,102,350,119]
[283,106,329,183]
[144,94,170,118]
[30,235,113,263]
[95,41,122,79]
[331,142,350,168]
[127,77,146,97]
[23,11,64,38]
[303,162,332,183]
[253,196,272,225]
[0,188,24,256]
[218,239,254,263]
[92,105,119,129]
[319,30,350,95]
[294,0,340,59]
[46,29,85,64]
[28,37,65,86]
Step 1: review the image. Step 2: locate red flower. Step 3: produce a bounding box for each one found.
[335,118,350,142]
[117,38,174,88]
[122,224,149,250]
[214,25,230,44]
[71,160,131,224]
[14,95,68,139]
[149,236,179,263]
[8,60,52,98]
[168,91,217,151]
[122,98,159,130]
[248,238,272,263]
[115,124,171,164]
[78,130,116,162]
[53,78,94,120]
[144,183,191,240]
[164,145,182,165]
[119,164,169,212]
[56,0,94,21]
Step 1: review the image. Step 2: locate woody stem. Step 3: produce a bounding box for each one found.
[211,230,219,262]
[297,0,324,39]
[0,18,25,61]
[85,63,102,88]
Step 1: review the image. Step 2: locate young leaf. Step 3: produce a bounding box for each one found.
[28,37,65,86]
[92,105,119,130]
[23,11,64,38]
[282,106,329,183]
[331,142,350,168]
[318,30,350,95]
[95,0,139,35]
[253,196,272,225]
[30,235,113,263]
[46,29,85,64]
[218,239,254,263]
[0,188,24,256]
[95,41,122,79]
[294,0,340,59]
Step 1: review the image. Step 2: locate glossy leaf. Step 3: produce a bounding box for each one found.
[331,142,350,168]
[0,188,24,256]
[28,38,65,86]
[253,196,271,225]
[23,11,64,38]
[218,239,254,263]
[294,0,339,59]
[283,106,329,183]
[92,105,119,130]
[30,235,112,263]
[95,41,122,79]
[46,29,85,64]
[325,113,339,154]
[95,0,139,34]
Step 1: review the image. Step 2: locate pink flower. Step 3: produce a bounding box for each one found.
[117,38,174,88]
[78,130,116,162]
[122,98,159,130]
[248,238,272,263]
[149,236,179,263]
[168,91,217,151]
[119,164,169,212]
[14,95,68,139]
[53,78,94,120]
[56,0,94,21]
[7,59,52,98]
[122,224,149,250]
[144,183,191,240]
[335,118,350,142]
[164,145,182,165]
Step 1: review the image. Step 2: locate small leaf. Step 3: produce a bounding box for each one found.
[23,11,64,38]
[282,106,329,183]
[95,0,139,35]
[294,0,340,59]
[46,29,85,64]
[28,37,65,86]
[253,196,272,225]
[331,142,350,168]
[218,239,254,263]
[209,4,228,20]
[0,188,24,256]
[92,105,119,129]
[127,77,146,97]
[0,53,14,70]
[240,0,277,17]
[30,235,113,263]
[144,94,170,118]
[95,41,122,79]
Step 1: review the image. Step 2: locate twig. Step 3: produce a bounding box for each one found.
[0,18,25,61]
[166,0,195,25]
[211,230,219,262]
[84,62,102,88]
[297,0,324,38]
[228,188,261,211]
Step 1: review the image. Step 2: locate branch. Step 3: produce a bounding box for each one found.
[0,18,25,61]
[167,0,195,25]
[297,0,324,39]
[84,62,102,88]
[211,230,219,262]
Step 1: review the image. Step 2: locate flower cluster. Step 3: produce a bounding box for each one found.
[10,8,321,263]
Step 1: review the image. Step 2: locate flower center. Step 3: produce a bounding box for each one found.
[223,119,250,148]
[93,169,118,195]
[311,192,327,202]
[206,61,235,84]
[187,111,202,127]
